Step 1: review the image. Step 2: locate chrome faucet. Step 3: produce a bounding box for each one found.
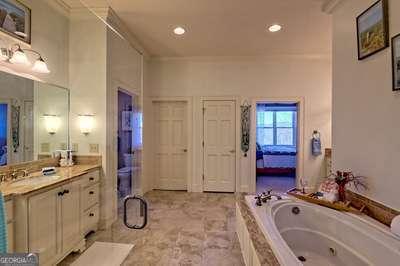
[0,173,7,183]
[255,189,282,206]
[11,169,29,180]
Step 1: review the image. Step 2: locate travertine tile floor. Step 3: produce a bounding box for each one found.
[60,191,244,266]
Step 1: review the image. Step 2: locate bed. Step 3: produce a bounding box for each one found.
[256,145,296,176]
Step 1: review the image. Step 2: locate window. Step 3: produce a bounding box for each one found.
[257,110,297,147]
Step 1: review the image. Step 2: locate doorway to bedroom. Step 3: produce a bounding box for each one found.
[255,102,298,193]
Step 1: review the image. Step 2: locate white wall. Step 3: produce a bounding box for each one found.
[332,0,400,210]
[0,0,70,88]
[68,11,110,226]
[69,15,107,157]
[106,11,144,223]
[27,0,69,87]
[148,56,332,192]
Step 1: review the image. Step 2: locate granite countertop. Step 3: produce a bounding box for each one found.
[0,164,101,198]
[236,193,280,266]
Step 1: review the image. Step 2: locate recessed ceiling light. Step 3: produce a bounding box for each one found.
[173,26,186,35]
[268,24,282,32]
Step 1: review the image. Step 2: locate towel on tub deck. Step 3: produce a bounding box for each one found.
[0,192,7,253]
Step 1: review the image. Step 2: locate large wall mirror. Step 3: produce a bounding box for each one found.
[0,71,69,166]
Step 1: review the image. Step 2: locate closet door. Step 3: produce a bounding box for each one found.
[153,101,188,190]
[203,100,236,192]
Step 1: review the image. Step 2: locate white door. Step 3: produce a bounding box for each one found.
[203,100,236,192]
[153,101,188,190]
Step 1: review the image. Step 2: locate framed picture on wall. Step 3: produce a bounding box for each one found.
[392,34,400,91]
[0,0,31,44]
[356,0,389,60]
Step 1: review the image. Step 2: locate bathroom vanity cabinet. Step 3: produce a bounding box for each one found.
[12,169,100,266]
[5,199,14,253]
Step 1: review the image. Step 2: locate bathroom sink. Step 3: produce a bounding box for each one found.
[9,175,62,187]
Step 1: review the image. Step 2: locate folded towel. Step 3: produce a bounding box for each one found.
[391,215,400,238]
[0,192,8,252]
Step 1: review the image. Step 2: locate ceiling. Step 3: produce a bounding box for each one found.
[62,0,333,57]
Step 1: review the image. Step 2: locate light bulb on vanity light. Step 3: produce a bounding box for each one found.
[78,114,94,135]
[32,57,50,74]
[43,114,60,135]
[9,47,30,65]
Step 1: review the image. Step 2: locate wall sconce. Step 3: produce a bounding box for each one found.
[43,114,60,135]
[78,114,95,135]
[0,44,50,74]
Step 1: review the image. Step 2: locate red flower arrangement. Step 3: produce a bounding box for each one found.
[333,171,367,202]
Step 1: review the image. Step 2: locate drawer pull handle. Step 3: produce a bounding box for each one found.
[89,177,94,181]
[63,189,69,194]
[89,191,94,195]
[58,191,64,196]
[89,213,94,217]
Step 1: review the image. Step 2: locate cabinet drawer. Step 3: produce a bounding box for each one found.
[5,200,13,222]
[82,205,99,235]
[81,170,100,187]
[82,184,99,211]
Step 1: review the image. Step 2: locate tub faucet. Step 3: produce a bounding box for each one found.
[255,189,282,206]
[268,190,282,200]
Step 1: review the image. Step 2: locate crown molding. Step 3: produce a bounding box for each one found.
[107,8,148,57]
[51,0,109,19]
[69,6,109,20]
[322,0,344,14]
[43,0,70,17]
[150,54,332,62]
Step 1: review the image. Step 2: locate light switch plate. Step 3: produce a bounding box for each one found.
[72,143,79,152]
[41,143,50,153]
[59,143,67,150]
[89,143,99,153]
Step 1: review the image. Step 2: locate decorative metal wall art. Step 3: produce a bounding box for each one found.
[11,104,20,152]
[240,101,251,157]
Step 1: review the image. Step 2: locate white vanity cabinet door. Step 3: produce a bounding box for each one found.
[28,187,59,263]
[61,182,81,253]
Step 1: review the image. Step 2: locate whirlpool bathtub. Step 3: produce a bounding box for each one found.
[245,196,400,266]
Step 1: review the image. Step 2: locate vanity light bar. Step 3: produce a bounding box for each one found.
[0,44,50,74]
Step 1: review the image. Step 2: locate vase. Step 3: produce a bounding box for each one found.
[338,183,346,202]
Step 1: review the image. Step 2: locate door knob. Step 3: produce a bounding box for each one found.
[183,149,188,152]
